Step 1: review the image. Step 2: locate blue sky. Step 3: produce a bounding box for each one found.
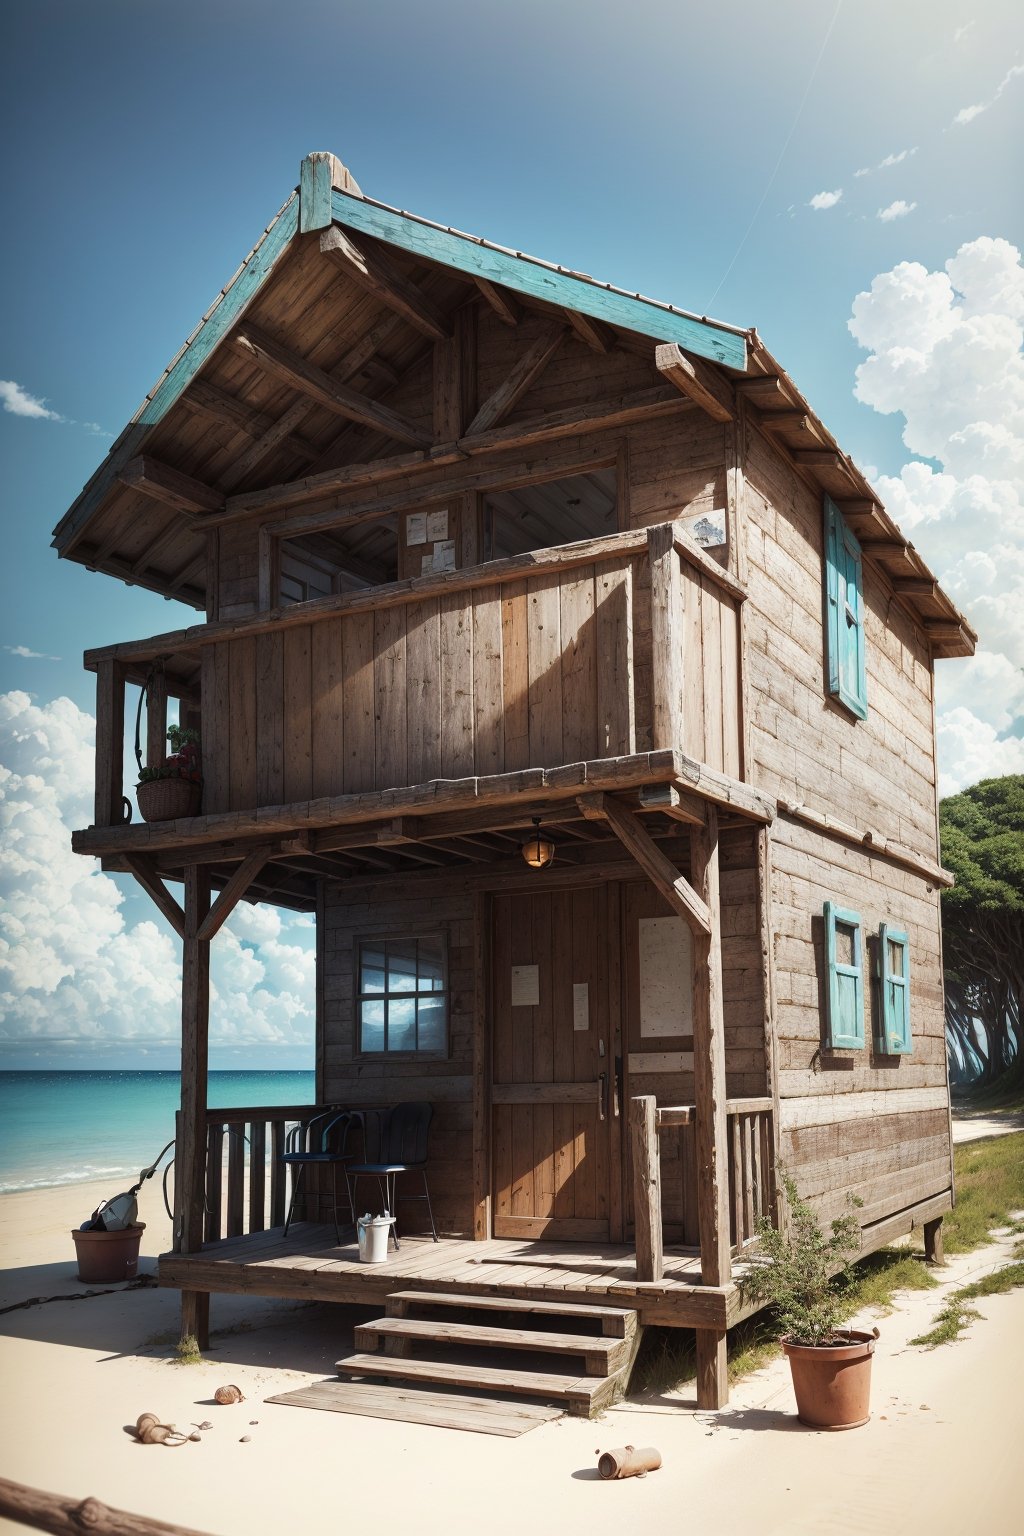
[1,0,1021,1068]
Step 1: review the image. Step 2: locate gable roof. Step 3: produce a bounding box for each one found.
[51,151,974,658]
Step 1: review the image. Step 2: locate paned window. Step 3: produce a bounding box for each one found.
[356,935,448,1056]
[876,924,912,1054]
[823,901,865,1048]
[824,495,868,719]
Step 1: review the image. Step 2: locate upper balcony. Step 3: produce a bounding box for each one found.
[79,521,768,891]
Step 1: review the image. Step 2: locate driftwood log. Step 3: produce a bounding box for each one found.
[0,1475,215,1536]
[597,1445,662,1480]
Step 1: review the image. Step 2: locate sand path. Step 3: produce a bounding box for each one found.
[1,1172,1020,1535]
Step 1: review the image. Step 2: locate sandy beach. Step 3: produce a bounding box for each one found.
[1,1171,1020,1536]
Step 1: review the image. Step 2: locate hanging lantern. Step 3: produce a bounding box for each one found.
[522,817,555,869]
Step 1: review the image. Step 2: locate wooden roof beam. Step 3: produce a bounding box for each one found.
[123,854,185,939]
[578,792,712,937]
[118,456,223,516]
[196,849,273,942]
[466,323,567,436]
[233,325,432,449]
[655,343,734,424]
[565,309,615,353]
[474,277,521,326]
[319,224,450,341]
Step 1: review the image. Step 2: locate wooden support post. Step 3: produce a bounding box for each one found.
[690,806,731,1290]
[177,865,211,1350]
[629,1095,663,1282]
[923,1216,944,1264]
[145,663,168,769]
[647,523,684,751]
[94,660,126,828]
[696,1328,729,1410]
[472,892,491,1239]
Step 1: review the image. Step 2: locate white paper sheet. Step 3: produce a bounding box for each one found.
[425,508,449,542]
[573,982,590,1031]
[638,916,693,1037]
[406,511,427,546]
[511,964,540,1007]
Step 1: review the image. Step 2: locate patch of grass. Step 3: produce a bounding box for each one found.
[942,1131,1024,1255]
[910,1260,1024,1348]
[632,1247,937,1396]
[174,1333,202,1365]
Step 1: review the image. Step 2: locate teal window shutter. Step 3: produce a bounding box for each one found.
[877,924,912,1054]
[824,901,864,1048]
[824,496,868,719]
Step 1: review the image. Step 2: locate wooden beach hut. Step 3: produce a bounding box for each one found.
[54,152,974,1414]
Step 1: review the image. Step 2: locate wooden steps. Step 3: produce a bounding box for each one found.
[336,1289,641,1418]
[266,1379,563,1437]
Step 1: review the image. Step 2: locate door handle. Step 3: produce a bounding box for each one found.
[597,1072,607,1121]
[613,1055,622,1119]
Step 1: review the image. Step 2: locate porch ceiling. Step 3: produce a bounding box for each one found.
[85,755,774,913]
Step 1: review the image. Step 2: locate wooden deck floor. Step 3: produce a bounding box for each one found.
[159,1224,749,1329]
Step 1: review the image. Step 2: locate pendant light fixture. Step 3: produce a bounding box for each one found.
[521,816,555,869]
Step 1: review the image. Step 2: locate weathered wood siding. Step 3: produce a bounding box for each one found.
[772,819,951,1226]
[744,422,939,862]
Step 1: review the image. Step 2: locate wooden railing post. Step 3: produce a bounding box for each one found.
[647,522,684,750]
[690,805,732,1289]
[93,659,125,827]
[178,864,211,1350]
[629,1095,663,1282]
[145,662,168,769]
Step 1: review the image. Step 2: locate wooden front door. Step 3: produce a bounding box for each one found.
[490,885,622,1241]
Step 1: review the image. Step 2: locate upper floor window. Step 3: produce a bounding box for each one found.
[356,935,448,1057]
[823,901,864,1048]
[824,495,868,720]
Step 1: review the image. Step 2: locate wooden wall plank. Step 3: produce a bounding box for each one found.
[255,631,284,805]
[406,598,442,785]
[472,587,504,775]
[595,560,635,758]
[500,580,530,771]
[311,619,345,798]
[560,565,598,762]
[373,605,408,789]
[228,636,257,810]
[440,593,474,777]
[527,573,563,766]
[283,626,313,803]
[342,611,375,794]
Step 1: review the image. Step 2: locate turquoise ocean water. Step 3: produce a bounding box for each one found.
[0,1071,315,1195]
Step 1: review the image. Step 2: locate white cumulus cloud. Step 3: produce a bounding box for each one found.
[0,692,315,1061]
[809,189,843,211]
[4,644,61,661]
[0,380,63,421]
[878,200,918,222]
[848,236,1024,794]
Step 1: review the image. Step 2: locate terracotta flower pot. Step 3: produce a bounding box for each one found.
[782,1329,876,1429]
[71,1223,146,1284]
[136,778,202,823]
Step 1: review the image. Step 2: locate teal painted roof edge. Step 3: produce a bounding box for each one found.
[331,190,748,371]
[52,192,300,548]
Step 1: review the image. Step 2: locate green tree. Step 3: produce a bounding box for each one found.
[940,776,1024,1090]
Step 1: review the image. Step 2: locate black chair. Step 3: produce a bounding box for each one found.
[280,1108,357,1244]
[346,1101,437,1250]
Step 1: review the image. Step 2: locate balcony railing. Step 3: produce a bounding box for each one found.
[90,523,745,829]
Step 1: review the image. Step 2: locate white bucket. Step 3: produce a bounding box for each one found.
[356,1213,394,1263]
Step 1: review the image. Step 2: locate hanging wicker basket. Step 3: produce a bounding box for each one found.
[136,778,202,823]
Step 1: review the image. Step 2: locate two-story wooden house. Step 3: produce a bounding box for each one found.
[53,153,974,1416]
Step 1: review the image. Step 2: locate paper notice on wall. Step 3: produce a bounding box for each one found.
[682,509,727,549]
[420,554,434,575]
[433,539,456,572]
[426,508,449,542]
[638,916,693,1037]
[406,511,427,546]
[573,982,590,1031]
[511,964,540,1007]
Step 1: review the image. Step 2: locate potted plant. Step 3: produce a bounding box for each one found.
[136,724,203,823]
[745,1171,875,1430]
